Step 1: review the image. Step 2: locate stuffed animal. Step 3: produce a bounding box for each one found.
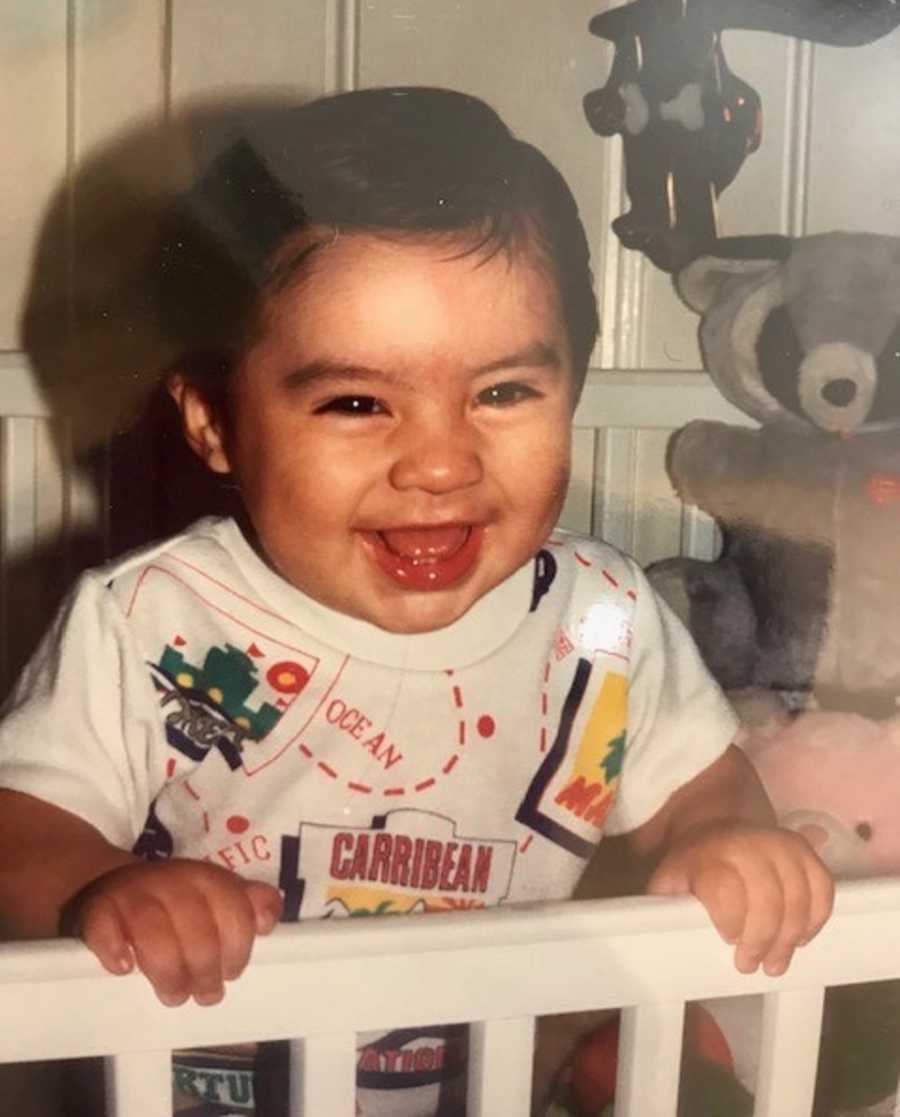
[704,704,900,1117]
[648,232,900,714]
[554,705,900,1117]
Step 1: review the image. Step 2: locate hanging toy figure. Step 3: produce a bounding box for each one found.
[584,0,900,272]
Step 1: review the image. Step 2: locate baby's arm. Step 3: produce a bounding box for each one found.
[626,746,834,976]
[0,789,282,1005]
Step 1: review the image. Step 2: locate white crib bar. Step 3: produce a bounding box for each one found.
[3,882,900,1117]
[754,989,825,1117]
[467,1016,535,1116]
[290,1033,356,1116]
[105,1050,172,1117]
[615,1002,685,1117]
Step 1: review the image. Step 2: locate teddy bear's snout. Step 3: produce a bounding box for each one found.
[820,378,858,407]
[798,342,876,433]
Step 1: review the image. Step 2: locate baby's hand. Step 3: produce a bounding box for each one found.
[70,860,282,1005]
[647,823,834,977]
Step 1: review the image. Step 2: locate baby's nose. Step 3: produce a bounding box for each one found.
[388,418,483,494]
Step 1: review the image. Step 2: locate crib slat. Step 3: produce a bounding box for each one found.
[467,1016,535,1117]
[105,1050,171,1117]
[614,1002,684,1117]
[290,1033,356,1117]
[754,989,825,1117]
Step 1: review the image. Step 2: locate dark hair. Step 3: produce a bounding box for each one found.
[159,87,598,393]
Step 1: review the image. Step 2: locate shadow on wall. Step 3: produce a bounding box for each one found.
[8,94,319,689]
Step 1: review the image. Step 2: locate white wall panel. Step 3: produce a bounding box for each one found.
[0,1,68,349]
[169,0,331,104]
[73,1,166,149]
[806,31,900,235]
[357,0,614,355]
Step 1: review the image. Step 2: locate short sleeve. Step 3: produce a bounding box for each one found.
[603,561,740,836]
[0,573,164,849]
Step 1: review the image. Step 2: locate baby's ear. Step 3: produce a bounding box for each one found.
[167,372,231,475]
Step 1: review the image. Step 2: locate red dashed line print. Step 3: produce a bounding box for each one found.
[295,675,477,796]
[575,551,592,567]
[627,589,637,601]
[519,835,534,854]
[203,812,210,833]
[538,658,551,756]
[603,569,619,588]
[183,781,200,801]
[166,758,176,779]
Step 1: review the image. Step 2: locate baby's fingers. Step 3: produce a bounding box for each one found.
[687,864,748,952]
[243,881,282,937]
[801,846,835,946]
[755,856,810,977]
[79,896,135,977]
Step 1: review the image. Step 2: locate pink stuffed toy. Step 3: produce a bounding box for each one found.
[742,705,900,879]
[702,701,900,1116]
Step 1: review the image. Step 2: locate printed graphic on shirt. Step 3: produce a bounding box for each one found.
[530,548,557,612]
[278,809,516,920]
[356,1024,467,1117]
[150,642,315,771]
[128,563,344,777]
[517,666,628,859]
[133,799,175,861]
[173,1049,255,1115]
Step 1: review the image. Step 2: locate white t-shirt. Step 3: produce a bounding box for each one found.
[0,517,738,1116]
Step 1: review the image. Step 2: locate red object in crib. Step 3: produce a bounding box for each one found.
[570,1004,734,1114]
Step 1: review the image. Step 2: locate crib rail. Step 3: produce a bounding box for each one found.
[2,879,900,1116]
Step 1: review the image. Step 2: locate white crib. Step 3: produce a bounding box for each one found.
[3,881,900,1116]
[2,357,895,1116]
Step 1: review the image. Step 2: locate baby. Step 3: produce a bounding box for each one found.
[0,88,831,1117]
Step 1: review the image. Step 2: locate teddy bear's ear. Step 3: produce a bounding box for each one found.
[676,255,780,314]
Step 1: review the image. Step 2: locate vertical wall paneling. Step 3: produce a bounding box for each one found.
[357,1,611,339]
[325,0,359,93]
[680,505,719,564]
[168,0,330,105]
[561,427,598,535]
[0,418,36,688]
[593,428,637,556]
[0,1,68,349]
[780,39,814,237]
[72,2,167,154]
[631,428,684,566]
[806,31,900,236]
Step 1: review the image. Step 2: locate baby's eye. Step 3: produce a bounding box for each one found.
[476,382,541,407]
[314,395,387,416]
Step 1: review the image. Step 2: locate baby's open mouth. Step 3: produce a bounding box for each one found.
[379,525,471,563]
[362,524,483,590]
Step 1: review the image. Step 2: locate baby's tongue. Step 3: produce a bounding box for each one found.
[380,525,469,560]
